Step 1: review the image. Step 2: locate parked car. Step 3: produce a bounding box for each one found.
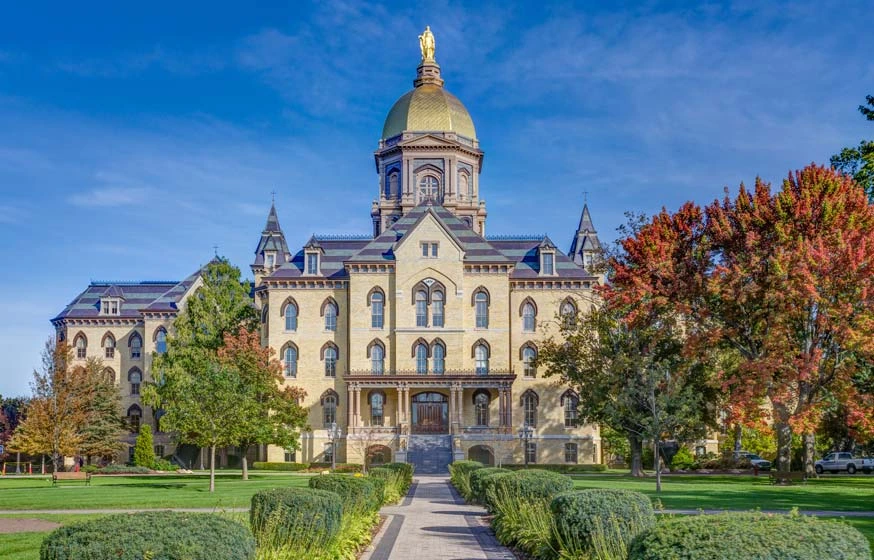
[734,451,772,471]
[814,452,874,474]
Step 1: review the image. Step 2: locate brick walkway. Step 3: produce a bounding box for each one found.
[363,475,515,560]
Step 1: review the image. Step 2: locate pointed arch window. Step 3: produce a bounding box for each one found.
[370,291,384,329]
[155,329,167,354]
[74,334,87,359]
[415,290,428,327]
[324,301,338,332]
[473,389,490,427]
[324,345,338,377]
[522,302,536,332]
[284,302,298,331]
[562,390,580,428]
[371,344,385,374]
[103,334,116,359]
[129,333,142,359]
[474,290,489,328]
[127,404,142,433]
[561,300,577,329]
[388,172,399,198]
[522,390,539,428]
[283,345,298,377]
[415,343,429,374]
[128,368,142,396]
[418,175,440,202]
[103,367,116,384]
[321,390,338,427]
[370,391,385,426]
[432,342,445,374]
[475,343,489,375]
[522,345,537,378]
[432,290,444,327]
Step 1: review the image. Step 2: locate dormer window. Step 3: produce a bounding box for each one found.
[306,252,319,275]
[265,252,275,269]
[101,298,121,315]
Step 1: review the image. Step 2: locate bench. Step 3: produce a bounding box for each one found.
[768,471,806,485]
[52,471,91,486]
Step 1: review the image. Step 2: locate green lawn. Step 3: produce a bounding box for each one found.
[0,472,312,510]
[571,473,874,512]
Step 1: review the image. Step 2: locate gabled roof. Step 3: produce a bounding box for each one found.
[53,281,180,322]
[101,285,126,299]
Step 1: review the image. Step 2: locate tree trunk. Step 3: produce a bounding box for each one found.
[15,451,21,474]
[654,440,662,494]
[209,445,216,493]
[629,435,644,477]
[802,433,816,476]
[41,455,45,475]
[733,424,743,453]
[241,444,249,481]
[775,421,793,474]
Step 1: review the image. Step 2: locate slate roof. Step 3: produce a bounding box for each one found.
[252,203,292,267]
[265,202,594,281]
[53,281,180,322]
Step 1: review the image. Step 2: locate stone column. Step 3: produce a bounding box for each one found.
[498,388,506,427]
[355,386,362,428]
[506,386,513,428]
[347,386,355,429]
[449,386,456,434]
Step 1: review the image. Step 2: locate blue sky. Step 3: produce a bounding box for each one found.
[1,0,871,396]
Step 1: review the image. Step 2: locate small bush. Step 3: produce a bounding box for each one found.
[40,511,253,560]
[382,462,413,484]
[469,467,511,505]
[628,512,871,560]
[669,447,697,471]
[494,469,574,504]
[95,465,151,474]
[369,467,405,504]
[501,463,607,473]
[152,458,179,471]
[250,487,342,549]
[449,460,484,499]
[309,474,382,515]
[551,489,655,557]
[489,483,555,558]
[366,475,387,508]
[308,462,362,473]
[132,424,155,469]
[80,464,98,473]
[252,461,309,472]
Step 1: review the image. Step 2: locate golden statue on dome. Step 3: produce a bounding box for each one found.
[419,25,435,61]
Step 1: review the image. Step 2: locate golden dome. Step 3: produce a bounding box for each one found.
[382,83,477,140]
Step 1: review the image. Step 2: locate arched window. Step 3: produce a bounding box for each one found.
[561,299,577,328]
[155,329,167,354]
[324,345,338,377]
[418,175,440,201]
[562,390,580,428]
[473,390,490,426]
[321,390,338,427]
[459,173,469,199]
[103,333,115,359]
[370,391,385,426]
[103,367,116,384]
[522,390,539,428]
[415,343,429,374]
[475,343,489,375]
[371,344,384,374]
[432,342,445,374]
[284,302,298,331]
[432,290,444,327]
[324,301,338,332]
[522,302,536,332]
[522,345,537,378]
[415,290,428,327]
[128,368,142,396]
[474,290,489,328]
[388,172,399,198]
[283,345,298,377]
[129,333,142,359]
[74,334,87,359]
[127,404,142,433]
[371,291,384,329]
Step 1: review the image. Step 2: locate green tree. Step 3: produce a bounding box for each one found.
[831,95,874,199]
[79,358,126,462]
[144,258,258,492]
[133,424,155,468]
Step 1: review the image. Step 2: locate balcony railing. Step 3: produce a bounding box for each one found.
[346,367,514,377]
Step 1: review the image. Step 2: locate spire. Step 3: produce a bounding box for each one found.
[264,202,282,233]
[569,200,602,269]
[414,25,444,88]
[252,203,291,276]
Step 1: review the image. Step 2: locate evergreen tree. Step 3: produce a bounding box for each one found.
[831,95,874,199]
[133,424,155,468]
[79,358,125,462]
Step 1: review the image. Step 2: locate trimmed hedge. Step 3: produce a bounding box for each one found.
[40,511,254,560]
[308,462,363,473]
[252,462,309,472]
[551,489,655,554]
[367,475,387,507]
[494,468,574,504]
[469,467,511,504]
[380,462,414,495]
[309,474,382,514]
[502,463,607,473]
[449,460,484,499]
[95,465,151,474]
[628,512,871,560]
[250,487,342,548]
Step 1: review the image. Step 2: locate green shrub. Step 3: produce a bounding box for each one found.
[367,476,387,508]
[40,511,253,560]
[449,460,483,499]
[551,489,655,557]
[489,483,555,558]
[501,463,607,473]
[494,468,574,504]
[95,465,151,474]
[629,512,871,560]
[309,474,382,515]
[369,467,405,504]
[308,462,363,473]
[382,462,413,483]
[80,464,98,473]
[669,447,697,470]
[250,487,342,549]
[252,461,309,471]
[469,467,511,505]
[132,424,155,469]
[153,458,179,471]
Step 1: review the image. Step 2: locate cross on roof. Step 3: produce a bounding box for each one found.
[583,190,588,203]
[271,190,276,203]
[213,245,219,257]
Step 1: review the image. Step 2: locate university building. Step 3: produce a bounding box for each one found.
[51,30,606,471]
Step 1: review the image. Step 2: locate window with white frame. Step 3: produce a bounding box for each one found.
[522,346,537,377]
[416,343,428,374]
[432,291,444,327]
[324,301,338,331]
[564,392,580,427]
[284,346,298,377]
[370,392,384,426]
[418,175,440,201]
[285,302,298,331]
[103,334,115,359]
[371,291,384,328]
[475,344,489,374]
[542,252,554,275]
[420,242,439,258]
[75,335,87,359]
[565,442,578,464]
[522,391,538,427]
[371,344,384,374]
[306,252,319,275]
[432,343,445,374]
[324,346,338,377]
[265,253,275,268]
[522,302,536,332]
[474,291,489,328]
[415,290,428,327]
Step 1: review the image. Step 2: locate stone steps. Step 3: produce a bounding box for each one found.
[408,435,452,474]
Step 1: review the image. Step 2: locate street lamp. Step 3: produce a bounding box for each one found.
[327,422,342,472]
[518,423,534,467]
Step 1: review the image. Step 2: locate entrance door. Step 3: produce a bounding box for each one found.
[411,392,448,434]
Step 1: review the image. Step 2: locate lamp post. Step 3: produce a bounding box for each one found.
[518,423,534,467]
[327,422,342,472]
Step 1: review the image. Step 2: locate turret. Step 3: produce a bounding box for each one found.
[251,202,291,285]
[568,202,602,271]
